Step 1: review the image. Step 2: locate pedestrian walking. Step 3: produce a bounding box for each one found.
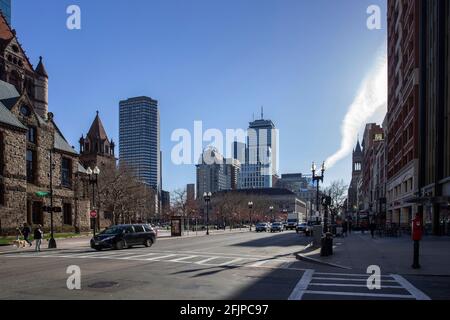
[370,220,376,239]
[34,225,43,252]
[21,223,32,247]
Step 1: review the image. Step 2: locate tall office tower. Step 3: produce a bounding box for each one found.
[239,110,278,189]
[0,0,11,25]
[386,0,420,228]
[119,96,161,193]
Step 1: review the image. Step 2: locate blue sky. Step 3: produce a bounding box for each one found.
[12,0,387,192]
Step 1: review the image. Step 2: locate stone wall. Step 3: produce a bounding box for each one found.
[0,127,27,234]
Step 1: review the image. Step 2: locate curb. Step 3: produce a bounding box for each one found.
[295,252,352,270]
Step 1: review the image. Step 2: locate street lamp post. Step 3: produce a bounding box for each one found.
[312,161,326,232]
[203,192,212,235]
[269,206,274,222]
[87,166,100,237]
[248,201,253,231]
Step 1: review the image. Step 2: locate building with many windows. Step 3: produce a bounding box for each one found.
[239,114,278,189]
[386,0,421,229]
[119,96,160,190]
[196,147,232,198]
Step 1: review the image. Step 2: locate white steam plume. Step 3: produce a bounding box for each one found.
[325,46,387,169]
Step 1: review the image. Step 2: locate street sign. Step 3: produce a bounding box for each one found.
[90,210,97,218]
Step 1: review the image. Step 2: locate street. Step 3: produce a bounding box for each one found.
[0,231,446,300]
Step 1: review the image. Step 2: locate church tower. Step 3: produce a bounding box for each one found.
[34,56,49,118]
[347,138,363,213]
[79,111,116,170]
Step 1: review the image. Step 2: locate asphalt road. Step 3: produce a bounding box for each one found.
[0,231,448,300]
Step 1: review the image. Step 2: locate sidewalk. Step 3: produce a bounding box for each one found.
[297,232,450,276]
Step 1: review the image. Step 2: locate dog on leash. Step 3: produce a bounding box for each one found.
[12,239,27,248]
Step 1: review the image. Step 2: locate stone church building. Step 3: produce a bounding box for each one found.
[0,12,91,234]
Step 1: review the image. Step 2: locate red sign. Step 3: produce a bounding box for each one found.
[90,210,97,218]
[412,216,422,241]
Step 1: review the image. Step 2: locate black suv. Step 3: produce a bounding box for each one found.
[90,224,157,251]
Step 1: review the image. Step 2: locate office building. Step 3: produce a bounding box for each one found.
[239,111,278,189]
[119,96,161,192]
[386,0,420,228]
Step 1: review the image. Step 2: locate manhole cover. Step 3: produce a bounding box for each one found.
[88,281,119,289]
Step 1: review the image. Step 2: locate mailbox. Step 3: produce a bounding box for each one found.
[412,215,422,241]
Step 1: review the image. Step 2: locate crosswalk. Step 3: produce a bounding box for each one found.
[3,248,303,271]
[289,270,431,300]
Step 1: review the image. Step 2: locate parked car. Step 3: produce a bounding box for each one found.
[255,223,270,232]
[90,224,157,251]
[270,222,284,233]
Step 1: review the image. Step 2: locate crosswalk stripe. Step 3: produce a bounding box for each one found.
[249,260,271,267]
[196,257,220,265]
[314,272,394,279]
[288,269,315,300]
[219,258,243,266]
[391,274,431,300]
[116,253,159,260]
[144,254,177,261]
[309,283,404,289]
[303,290,415,299]
[312,277,397,283]
[168,255,199,263]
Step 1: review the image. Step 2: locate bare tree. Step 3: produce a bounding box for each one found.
[97,163,157,226]
[324,179,348,219]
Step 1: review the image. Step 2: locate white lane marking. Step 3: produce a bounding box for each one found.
[391,274,431,300]
[168,255,199,263]
[309,283,403,289]
[314,272,394,278]
[219,258,243,266]
[288,269,314,300]
[312,277,397,283]
[144,254,177,261]
[249,260,271,267]
[116,253,159,260]
[196,257,220,265]
[303,290,414,299]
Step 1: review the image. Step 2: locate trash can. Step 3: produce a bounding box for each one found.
[320,232,333,257]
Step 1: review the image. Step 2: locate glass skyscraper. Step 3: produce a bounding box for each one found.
[119,96,161,191]
[0,0,11,25]
[239,115,278,189]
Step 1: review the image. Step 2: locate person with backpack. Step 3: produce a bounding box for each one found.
[34,225,43,252]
